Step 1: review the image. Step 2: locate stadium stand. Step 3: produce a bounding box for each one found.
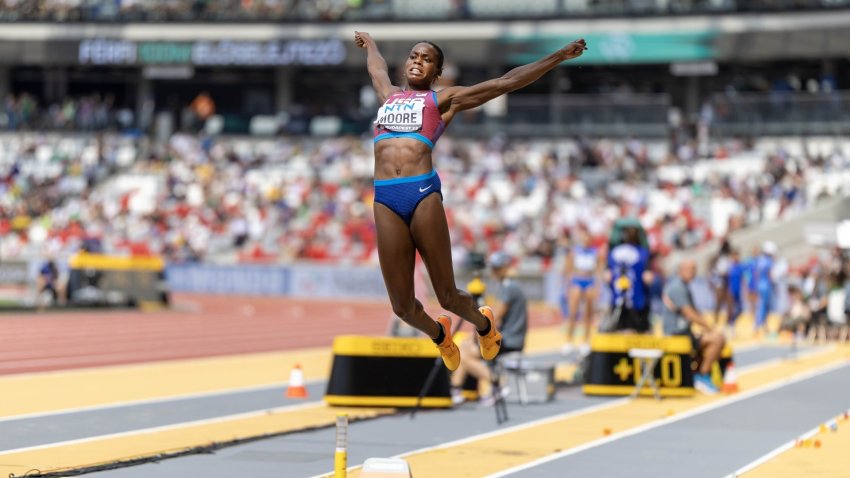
[0,0,848,22]
[2,131,846,270]
[0,0,846,312]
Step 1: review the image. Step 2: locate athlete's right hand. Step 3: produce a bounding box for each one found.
[354,31,373,49]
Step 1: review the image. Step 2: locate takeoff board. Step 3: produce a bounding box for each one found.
[325,335,453,408]
[582,334,732,397]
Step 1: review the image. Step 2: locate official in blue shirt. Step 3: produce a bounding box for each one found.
[726,248,746,331]
[606,226,653,333]
[743,245,760,314]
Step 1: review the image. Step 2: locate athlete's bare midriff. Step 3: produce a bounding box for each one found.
[373,137,435,180]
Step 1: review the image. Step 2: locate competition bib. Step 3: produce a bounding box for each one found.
[574,252,597,272]
[375,95,426,132]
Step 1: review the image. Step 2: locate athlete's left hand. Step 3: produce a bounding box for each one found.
[560,39,587,60]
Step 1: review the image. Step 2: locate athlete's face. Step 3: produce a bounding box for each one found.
[405,43,440,88]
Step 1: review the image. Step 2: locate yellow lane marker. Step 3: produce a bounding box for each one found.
[0,326,792,477]
[331,346,849,478]
[484,350,850,478]
[1,325,571,420]
[0,348,332,419]
[0,402,394,478]
[735,408,850,478]
[0,323,765,424]
[0,322,764,422]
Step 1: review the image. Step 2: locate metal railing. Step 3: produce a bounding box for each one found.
[3,91,847,138]
[708,91,850,137]
[452,93,672,138]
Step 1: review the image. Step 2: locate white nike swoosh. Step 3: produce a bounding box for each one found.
[419,185,433,193]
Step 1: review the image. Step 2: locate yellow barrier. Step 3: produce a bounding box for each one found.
[324,336,452,408]
[582,334,733,397]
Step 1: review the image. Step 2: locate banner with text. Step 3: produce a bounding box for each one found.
[79,39,347,66]
[166,264,290,295]
[288,264,387,299]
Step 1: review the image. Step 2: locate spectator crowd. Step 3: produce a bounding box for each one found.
[2,93,135,132]
[0,0,845,22]
[1,130,847,271]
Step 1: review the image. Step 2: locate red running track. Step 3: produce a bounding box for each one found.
[0,294,561,375]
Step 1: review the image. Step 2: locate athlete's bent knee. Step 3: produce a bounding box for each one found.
[391,300,419,323]
[435,289,455,311]
[435,288,465,313]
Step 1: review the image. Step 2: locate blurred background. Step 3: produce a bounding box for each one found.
[0,0,848,320]
[3,6,850,476]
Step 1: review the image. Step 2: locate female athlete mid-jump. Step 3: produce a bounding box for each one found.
[355,31,587,370]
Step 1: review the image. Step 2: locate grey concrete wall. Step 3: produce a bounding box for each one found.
[663,195,850,275]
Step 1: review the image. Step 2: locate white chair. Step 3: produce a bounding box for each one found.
[249,115,279,136]
[628,348,663,400]
[498,352,529,405]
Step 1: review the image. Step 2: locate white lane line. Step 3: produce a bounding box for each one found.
[0,401,325,456]
[304,398,631,478]
[0,341,639,423]
[0,344,784,423]
[487,354,850,478]
[0,378,325,424]
[305,345,825,478]
[723,407,850,478]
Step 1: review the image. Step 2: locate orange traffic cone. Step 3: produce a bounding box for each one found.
[286,363,308,398]
[722,361,739,394]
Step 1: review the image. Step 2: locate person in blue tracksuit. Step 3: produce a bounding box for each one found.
[743,245,761,316]
[754,242,777,335]
[726,248,746,336]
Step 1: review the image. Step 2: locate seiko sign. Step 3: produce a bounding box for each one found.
[78,39,346,66]
[192,40,346,66]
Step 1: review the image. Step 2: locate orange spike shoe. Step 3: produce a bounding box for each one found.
[477,306,502,360]
[435,315,461,371]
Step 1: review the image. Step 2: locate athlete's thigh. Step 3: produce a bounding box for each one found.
[374,203,416,302]
[583,286,597,317]
[567,285,582,311]
[409,193,457,291]
[586,284,600,304]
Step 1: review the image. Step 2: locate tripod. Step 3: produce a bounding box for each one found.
[410,276,509,424]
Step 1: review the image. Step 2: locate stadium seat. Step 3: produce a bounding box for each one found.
[309,116,342,136]
[249,115,279,136]
[392,0,452,18]
[204,115,224,136]
[469,0,558,16]
[562,0,589,13]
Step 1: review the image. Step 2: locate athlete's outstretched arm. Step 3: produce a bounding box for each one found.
[354,31,400,103]
[438,38,587,120]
